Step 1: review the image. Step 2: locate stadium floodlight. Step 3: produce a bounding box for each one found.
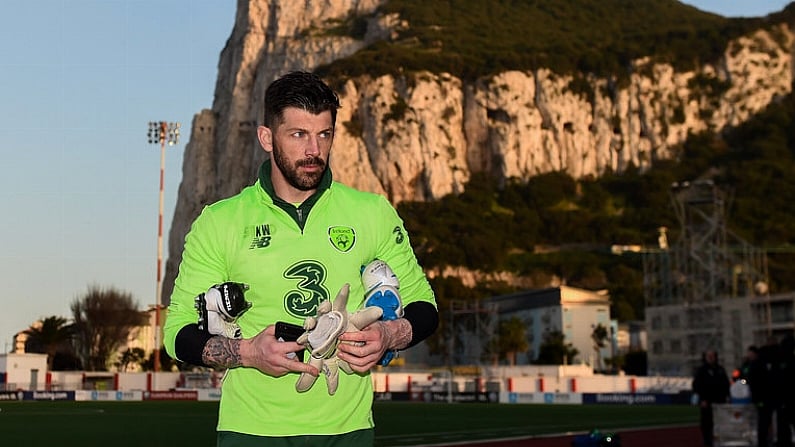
[147,121,180,373]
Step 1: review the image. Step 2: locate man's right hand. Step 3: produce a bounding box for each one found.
[238,325,319,378]
[195,282,252,338]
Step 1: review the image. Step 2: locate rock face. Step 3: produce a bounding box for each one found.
[163,0,794,302]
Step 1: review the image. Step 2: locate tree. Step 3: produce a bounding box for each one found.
[71,285,149,371]
[535,330,579,365]
[488,317,529,366]
[116,348,146,372]
[591,323,609,371]
[23,316,76,371]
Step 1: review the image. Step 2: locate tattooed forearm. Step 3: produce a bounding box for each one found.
[202,336,243,369]
[386,318,413,351]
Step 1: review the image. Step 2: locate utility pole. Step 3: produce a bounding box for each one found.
[147,121,180,372]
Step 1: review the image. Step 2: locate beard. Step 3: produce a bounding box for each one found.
[272,142,327,191]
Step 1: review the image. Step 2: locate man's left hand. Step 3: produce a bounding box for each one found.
[338,319,411,372]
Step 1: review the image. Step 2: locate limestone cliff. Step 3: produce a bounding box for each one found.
[163,0,794,301]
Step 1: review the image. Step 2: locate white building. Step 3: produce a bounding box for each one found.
[487,285,613,367]
[0,353,48,390]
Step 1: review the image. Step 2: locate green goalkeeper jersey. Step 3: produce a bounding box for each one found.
[164,162,436,436]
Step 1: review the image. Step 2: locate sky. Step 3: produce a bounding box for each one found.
[0,1,791,351]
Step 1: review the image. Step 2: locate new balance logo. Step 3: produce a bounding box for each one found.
[249,224,271,249]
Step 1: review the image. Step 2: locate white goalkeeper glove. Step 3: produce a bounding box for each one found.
[195,282,252,339]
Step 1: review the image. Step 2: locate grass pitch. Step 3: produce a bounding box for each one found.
[0,400,698,446]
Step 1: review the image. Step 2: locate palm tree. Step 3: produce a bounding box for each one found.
[536,330,579,365]
[591,323,609,371]
[23,316,76,371]
[116,348,146,372]
[491,317,529,366]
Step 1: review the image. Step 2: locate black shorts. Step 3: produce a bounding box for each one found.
[217,428,374,447]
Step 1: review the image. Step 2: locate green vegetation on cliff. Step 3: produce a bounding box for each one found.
[317,0,780,81]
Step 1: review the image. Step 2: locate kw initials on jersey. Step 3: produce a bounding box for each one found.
[249,224,271,249]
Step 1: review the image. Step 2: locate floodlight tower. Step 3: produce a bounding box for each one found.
[644,179,771,374]
[147,121,180,372]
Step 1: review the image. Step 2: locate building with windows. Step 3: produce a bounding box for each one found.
[646,291,795,376]
[485,285,614,368]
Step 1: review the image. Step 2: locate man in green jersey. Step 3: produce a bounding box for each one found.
[163,71,438,446]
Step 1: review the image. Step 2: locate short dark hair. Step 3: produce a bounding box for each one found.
[263,71,341,129]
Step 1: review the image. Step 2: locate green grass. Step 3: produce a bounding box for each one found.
[0,400,698,447]
[0,401,218,446]
[373,402,698,446]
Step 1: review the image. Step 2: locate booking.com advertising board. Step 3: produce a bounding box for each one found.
[0,389,222,402]
[499,392,692,405]
[0,389,688,404]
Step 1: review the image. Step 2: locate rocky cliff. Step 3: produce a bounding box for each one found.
[163,0,794,301]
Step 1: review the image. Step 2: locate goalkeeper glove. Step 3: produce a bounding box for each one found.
[362,260,403,365]
[195,282,252,338]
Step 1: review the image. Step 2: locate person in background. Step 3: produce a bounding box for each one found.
[735,345,758,383]
[728,345,757,404]
[163,71,439,447]
[750,337,786,447]
[693,350,730,447]
[778,335,795,447]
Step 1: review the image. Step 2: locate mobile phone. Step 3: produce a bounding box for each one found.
[275,321,305,362]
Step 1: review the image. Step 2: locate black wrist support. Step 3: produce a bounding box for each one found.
[174,323,214,367]
[403,301,439,348]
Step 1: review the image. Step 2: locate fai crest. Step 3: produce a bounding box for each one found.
[328,226,356,252]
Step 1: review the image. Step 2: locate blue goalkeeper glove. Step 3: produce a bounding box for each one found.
[361,260,403,366]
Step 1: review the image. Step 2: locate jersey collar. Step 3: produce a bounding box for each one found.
[257,160,332,229]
